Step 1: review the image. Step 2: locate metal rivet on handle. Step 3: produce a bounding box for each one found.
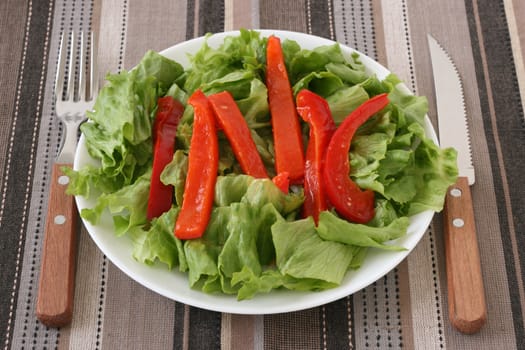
[452,218,464,228]
[54,215,66,225]
[450,188,462,197]
[58,175,70,185]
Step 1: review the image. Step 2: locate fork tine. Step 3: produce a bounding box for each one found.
[89,31,98,101]
[78,32,86,101]
[66,31,76,101]
[55,32,67,101]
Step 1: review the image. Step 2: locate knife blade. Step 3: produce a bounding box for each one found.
[427,34,487,334]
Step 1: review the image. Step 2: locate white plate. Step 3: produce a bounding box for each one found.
[74,30,436,314]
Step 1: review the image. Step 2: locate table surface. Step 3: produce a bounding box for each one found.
[1,0,525,349]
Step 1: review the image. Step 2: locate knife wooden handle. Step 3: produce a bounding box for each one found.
[443,176,486,334]
[36,163,77,327]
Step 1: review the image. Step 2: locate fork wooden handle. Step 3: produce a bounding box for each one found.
[443,176,487,334]
[36,163,77,327]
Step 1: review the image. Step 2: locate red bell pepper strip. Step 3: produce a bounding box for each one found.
[266,35,305,184]
[323,93,389,223]
[147,96,184,220]
[208,91,268,179]
[296,90,336,224]
[174,90,219,240]
[272,171,290,193]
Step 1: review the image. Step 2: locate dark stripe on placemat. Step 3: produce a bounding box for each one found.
[172,302,187,350]
[0,0,55,348]
[197,0,224,36]
[186,0,195,39]
[466,0,525,341]
[187,307,222,350]
[321,297,353,349]
[0,0,30,341]
[307,0,335,40]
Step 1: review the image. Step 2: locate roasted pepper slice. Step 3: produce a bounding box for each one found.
[266,35,305,184]
[323,93,389,223]
[208,91,268,179]
[147,96,184,220]
[174,90,219,239]
[296,89,336,224]
[272,171,290,194]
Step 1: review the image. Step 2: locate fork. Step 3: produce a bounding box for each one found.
[36,31,98,328]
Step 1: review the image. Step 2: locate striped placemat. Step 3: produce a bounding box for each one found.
[1,0,524,349]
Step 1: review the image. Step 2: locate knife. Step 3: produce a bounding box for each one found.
[427,34,487,334]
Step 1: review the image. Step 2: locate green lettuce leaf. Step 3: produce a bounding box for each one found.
[214,175,255,206]
[325,85,370,124]
[316,211,408,251]
[160,150,188,206]
[80,170,151,235]
[183,29,266,94]
[184,207,231,288]
[70,50,185,197]
[131,207,187,271]
[241,178,304,215]
[285,43,347,83]
[272,217,354,285]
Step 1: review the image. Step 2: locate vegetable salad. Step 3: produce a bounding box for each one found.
[66,30,458,299]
